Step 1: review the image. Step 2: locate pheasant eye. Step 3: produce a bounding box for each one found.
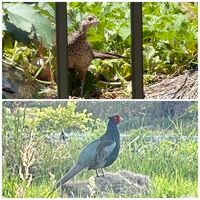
[88,17,93,22]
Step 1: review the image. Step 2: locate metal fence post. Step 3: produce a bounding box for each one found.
[55,2,69,98]
[130,2,144,99]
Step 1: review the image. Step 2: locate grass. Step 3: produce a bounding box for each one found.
[2,107,198,198]
[113,133,198,197]
[152,175,197,198]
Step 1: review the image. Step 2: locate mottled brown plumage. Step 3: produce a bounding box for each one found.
[68,16,125,96]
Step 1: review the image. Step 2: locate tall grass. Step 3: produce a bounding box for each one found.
[2,106,198,198]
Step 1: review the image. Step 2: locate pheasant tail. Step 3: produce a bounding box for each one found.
[93,51,127,59]
[56,164,84,188]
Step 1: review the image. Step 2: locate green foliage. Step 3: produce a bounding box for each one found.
[68,2,130,85]
[24,102,95,134]
[187,102,198,113]
[2,175,20,198]
[3,102,101,137]
[3,39,37,64]
[2,102,197,197]
[3,3,55,48]
[2,103,105,197]
[2,2,198,95]
[116,129,197,197]
[143,2,198,76]
[152,175,197,197]
[68,2,198,84]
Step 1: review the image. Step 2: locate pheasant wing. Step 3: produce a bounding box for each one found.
[88,139,116,169]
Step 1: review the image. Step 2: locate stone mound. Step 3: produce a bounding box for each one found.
[60,170,151,197]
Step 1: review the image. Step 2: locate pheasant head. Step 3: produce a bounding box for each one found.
[108,115,123,125]
[79,15,98,32]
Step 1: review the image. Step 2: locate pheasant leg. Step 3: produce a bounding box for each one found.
[101,168,105,177]
[96,168,105,177]
[96,169,100,177]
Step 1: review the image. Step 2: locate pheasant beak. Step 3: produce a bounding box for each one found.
[119,117,124,123]
[93,20,99,27]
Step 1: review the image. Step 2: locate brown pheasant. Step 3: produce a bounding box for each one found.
[68,15,126,96]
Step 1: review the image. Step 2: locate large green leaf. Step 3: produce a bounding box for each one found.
[4,22,31,44]
[4,3,55,48]
[37,2,55,20]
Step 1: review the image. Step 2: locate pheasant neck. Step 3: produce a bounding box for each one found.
[78,26,88,37]
[105,121,120,141]
[76,31,86,42]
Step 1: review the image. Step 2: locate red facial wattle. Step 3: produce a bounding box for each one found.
[113,115,120,124]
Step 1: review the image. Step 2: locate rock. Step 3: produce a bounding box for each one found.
[60,170,151,197]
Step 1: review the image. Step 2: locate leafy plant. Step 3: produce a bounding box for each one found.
[3,3,55,48]
[2,102,198,197]
[2,2,198,97]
